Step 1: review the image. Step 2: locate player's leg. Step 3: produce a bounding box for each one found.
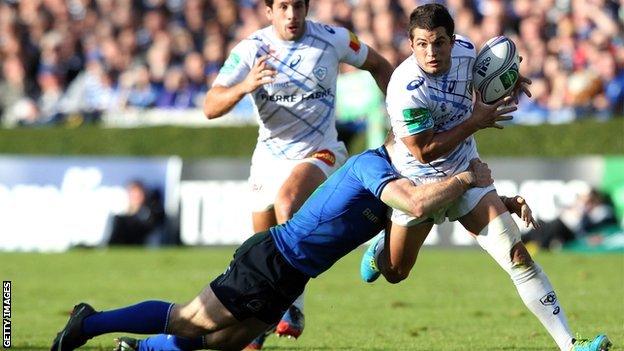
[249,161,281,232]
[272,148,346,339]
[458,190,578,351]
[274,148,346,224]
[50,286,240,351]
[361,201,438,284]
[379,221,433,283]
[274,161,327,223]
[270,163,324,339]
[252,210,277,232]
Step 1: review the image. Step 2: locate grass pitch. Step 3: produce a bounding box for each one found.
[2,247,622,350]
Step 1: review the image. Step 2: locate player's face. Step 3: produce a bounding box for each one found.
[266,0,308,41]
[409,27,454,75]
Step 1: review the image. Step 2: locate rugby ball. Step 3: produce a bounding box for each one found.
[473,36,520,104]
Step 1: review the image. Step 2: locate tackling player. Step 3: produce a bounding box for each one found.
[202,0,392,347]
[52,138,538,351]
[359,4,610,351]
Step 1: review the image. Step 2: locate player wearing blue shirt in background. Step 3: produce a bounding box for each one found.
[51,140,502,351]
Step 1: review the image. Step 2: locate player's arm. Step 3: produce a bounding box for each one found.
[380,159,493,218]
[359,46,393,95]
[203,55,276,119]
[402,92,517,163]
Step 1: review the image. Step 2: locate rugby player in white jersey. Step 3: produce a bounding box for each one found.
[360,4,610,351]
[203,0,392,348]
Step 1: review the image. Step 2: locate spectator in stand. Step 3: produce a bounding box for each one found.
[108,180,166,246]
[0,55,29,126]
[119,64,159,109]
[0,0,621,126]
[183,52,209,108]
[522,188,618,251]
[156,66,193,109]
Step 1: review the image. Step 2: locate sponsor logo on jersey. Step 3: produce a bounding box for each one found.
[455,38,474,49]
[289,55,302,68]
[259,89,333,102]
[220,53,241,74]
[323,24,336,34]
[402,108,433,133]
[363,208,380,223]
[406,77,425,91]
[539,291,557,306]
[348,31,361,52]
[313,66,328,81]
[311,149,336,167]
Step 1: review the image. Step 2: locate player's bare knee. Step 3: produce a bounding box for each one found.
[510,242,533,266]
[274,194,298,220]
[168,303,214,336]
[383,266,411,284]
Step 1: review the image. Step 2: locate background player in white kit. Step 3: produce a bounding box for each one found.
[360,4,610,351]
[203,0,393,348]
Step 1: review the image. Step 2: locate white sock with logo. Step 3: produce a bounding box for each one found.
[513,263,574,351]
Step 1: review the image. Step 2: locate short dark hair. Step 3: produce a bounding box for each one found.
[264,0,310,9]
[408,4,454,39]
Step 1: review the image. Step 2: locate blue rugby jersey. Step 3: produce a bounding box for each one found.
[270,146,399,277]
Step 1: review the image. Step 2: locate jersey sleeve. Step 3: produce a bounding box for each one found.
[331,26,369,68]
[386,73,434,138]
[352,150,399,198]
[212,39,256,88]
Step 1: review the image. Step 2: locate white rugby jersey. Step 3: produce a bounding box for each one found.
[387,35,478,179]
[213,21,369,160]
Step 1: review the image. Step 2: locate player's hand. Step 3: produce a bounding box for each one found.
[503,195,539,229]
[509,60,532,104]
[471,90,517,130]
[241,55,277,93]
[457,159,493,188]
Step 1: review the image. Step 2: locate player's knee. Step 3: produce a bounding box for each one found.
[511,242,533,266]
[475,212,523,275]
[274,194,298,220]
[383,266,411,284]
[168,303,214,337]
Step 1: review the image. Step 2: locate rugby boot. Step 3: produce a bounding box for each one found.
[360,232,384,283]
[114,337,139,351]
[275,305,305,339]
[50,303,96,351]
[572,334,612,351]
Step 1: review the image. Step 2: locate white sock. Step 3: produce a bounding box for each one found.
[292,292,304,312]
[513,263,574,351]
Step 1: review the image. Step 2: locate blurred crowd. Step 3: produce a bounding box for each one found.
[0,0,622,127]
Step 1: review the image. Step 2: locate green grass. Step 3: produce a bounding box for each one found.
[1,248,622,350]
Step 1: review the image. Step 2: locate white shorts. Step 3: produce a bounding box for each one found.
[391,183,497,227]
[248,144,348,212]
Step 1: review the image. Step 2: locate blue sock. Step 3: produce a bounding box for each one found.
[138,334,205,351]
[82,300,173,337]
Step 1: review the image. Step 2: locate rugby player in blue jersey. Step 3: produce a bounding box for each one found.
[51,139,526,351]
